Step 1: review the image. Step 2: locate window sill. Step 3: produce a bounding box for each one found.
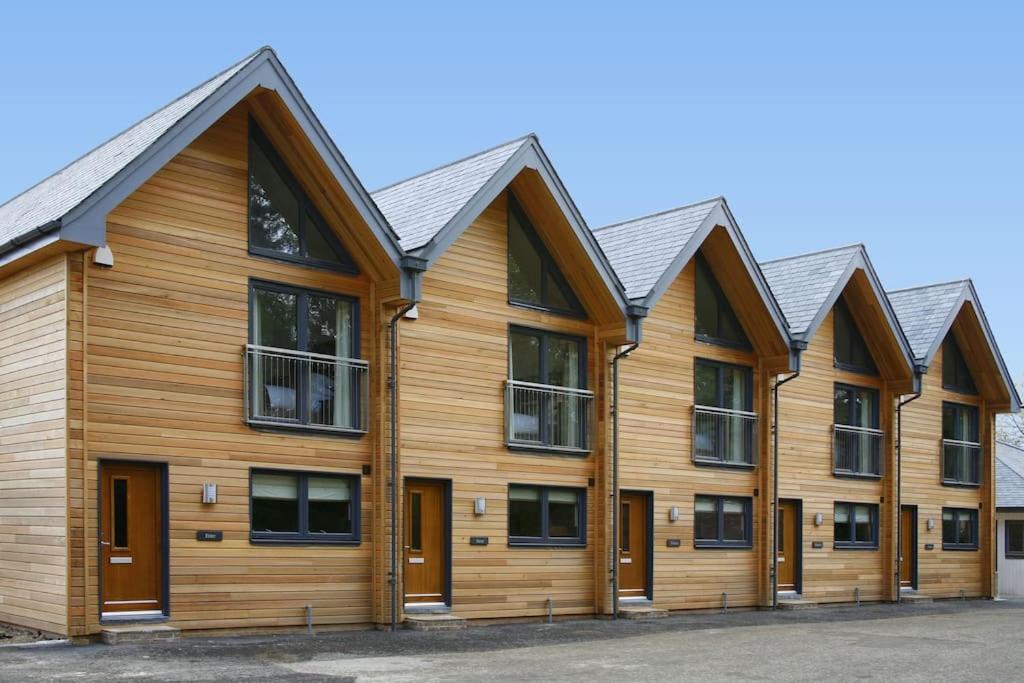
[940,480,981,489]
[508,540,586,549]
[507,298,587,320]
[506,442,591,457]
[693,459,756,470]
[942,384,979,396]
[248,247,359,276]
[1005,553,1024,560]
[250,536,361,546]
[942,544,979,552]
[833,543,879,551]
[694,334,753,352]
[246,420,367,439]
[832,471,882,480]
[833,361,878,376]
[694,541,753,550]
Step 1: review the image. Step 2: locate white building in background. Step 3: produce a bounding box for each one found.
[997,442,1024,598]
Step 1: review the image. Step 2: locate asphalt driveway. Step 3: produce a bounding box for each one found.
[2,600,1022,681]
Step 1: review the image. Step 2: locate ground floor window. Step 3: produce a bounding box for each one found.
[1007,521,1024,558]
[508,484,586,546]
[834,502,878,549]
[694,495,752,548]
[943,508,979,550]
[250,469,360,544]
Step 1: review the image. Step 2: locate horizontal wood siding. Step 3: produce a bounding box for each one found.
[0,255,68,634]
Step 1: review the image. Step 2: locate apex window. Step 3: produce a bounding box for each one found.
[942,335,977,394]
[508,484,586,547]
[695,253,751,349]
[693,359,757,466]
[834,502,879,549]
[833,383,882,477]
[942,402,981,486]
[694,495,753,548]
[248,120,358,273]
[507,195,584,317]
[942,508,979,550]
[833,298,877,375]
[250,470,359,544]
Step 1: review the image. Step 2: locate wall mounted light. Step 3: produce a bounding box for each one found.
[814,512,824,527]
[474,497,487,516]
[927,518,935,531]
[668,506,680,523]
[202,482,217,504]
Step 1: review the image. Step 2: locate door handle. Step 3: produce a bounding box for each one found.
[99,541,111,546]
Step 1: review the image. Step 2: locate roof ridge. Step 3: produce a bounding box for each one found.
[0,46,268,214]
[760,242,864,266]
[887,279,971,295]
[371,134,534,195]
[592,196,723,233]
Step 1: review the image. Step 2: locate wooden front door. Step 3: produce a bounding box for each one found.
[619,492,649,598]
[777,499,800,593]
[404,479,447,605]
[901,506,917,588]
[100,462,163,615]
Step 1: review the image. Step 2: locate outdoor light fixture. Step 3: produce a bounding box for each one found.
[474,497,487,516]
[668,506,679,522]
[927,518,935,531]
[814,512,824,527]
[202,482,217,504]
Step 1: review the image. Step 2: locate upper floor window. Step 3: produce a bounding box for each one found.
[942,335,977,394]
[942,507,979,550]
[248,120,358,273]
[942,402,981,486]
[693,359,757,466]
[833,298,876,375]
[507,327,592,452]
[695,253,751,349]
[834,502,878,549]
[833,383,882,477]
[507,195,584,317]
[246,281,367,433]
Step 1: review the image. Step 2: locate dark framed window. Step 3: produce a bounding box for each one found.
[833,383,882,477]
[694,253,751,349]
[248,281,362,431]
[942,335,977,394]
[693,359,756,466]
[834,502,879,549]
[508,484,586,547]
[1006,520,1024,559]
[833,298,877,375]
[694,495,753,548]
[942,402,981,486]
[248,119,358,273]
[942,508,979,550]
[250,469,360,544]
[507,194,584,318]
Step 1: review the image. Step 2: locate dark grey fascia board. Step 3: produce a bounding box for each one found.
[0,230,62,270]
[413,137,634,318]
[59,50,404,272]
[638,200,793,351]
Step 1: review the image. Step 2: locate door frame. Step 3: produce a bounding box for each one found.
[403,477,452,607]
[620,489,654,601]
[779,498,803,595]
[96,459,170,621]
[901,504,918,591]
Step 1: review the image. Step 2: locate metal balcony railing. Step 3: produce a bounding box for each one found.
[244,344,369,434]
[692,405,758,466]
[505,380,594,453]
[832,424,884,476]
[942,438,982,485]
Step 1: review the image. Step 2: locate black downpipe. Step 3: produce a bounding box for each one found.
[771,368,800,609]
[895,389,922,603]
[388,302,416,633]
[610,341,638,620]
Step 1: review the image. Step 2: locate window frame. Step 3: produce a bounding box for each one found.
[693,359,757,468]
[941,401,981,487]
[1006,520,1024,559]
[942,507,979,551]
[942,335,977,395]
[506,193,586,319]
[833,383,880,429]
[694,253,752,350]
[507,484,587,548]
[508,325,588,390]
[249,468,361,545]
[247,118,359,275]
[693,495,754,549]
[833,501,880,550]
[833,298,878,375]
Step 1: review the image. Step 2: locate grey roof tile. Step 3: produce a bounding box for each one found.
[371,137,530,251]
[0,49,263,249]
[591,198,721,301]
[997,441,1024,508]
[759,245,863,336]
[887,281,968,363]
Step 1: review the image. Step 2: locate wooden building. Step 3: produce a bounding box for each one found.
[0,47,1018,637]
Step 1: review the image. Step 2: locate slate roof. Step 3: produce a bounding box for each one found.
[759,245,863,336]
[887,280,969,362]
[371,136,531,251]
[591,198,721,301]
[997,441,1024,509]
[0,48,263,251]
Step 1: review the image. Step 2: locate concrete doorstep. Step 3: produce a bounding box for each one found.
[777,598,819,610]
[618,605,668,620]
[100,624,180,645]
[403,614,467,631]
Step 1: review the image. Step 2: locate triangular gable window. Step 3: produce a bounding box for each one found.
[695,252,751,349]
[943,334,977,394]
[248,119,358,274]
[833,297,877,375]
[507,194,585,317]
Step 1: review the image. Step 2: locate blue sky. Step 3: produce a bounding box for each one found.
[1,2,1021,376]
